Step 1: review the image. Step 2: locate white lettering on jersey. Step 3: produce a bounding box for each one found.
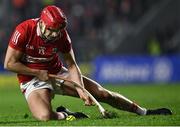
[22,54,53,63]
[26,44,34,50]
[12,30,21,45]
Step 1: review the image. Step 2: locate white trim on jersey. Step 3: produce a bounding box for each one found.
[36,22,41,36]
[66,31,71,44]
[12,30,21,45]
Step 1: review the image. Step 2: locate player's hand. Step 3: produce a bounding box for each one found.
[76,88,94,106]
[36,70,49,81]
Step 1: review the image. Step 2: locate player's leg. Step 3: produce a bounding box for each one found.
[82,76,172,115]
[21,78,68,121]
[60,76,145,115]
[61,75,171,115]
[27,89,67,121]
[57,67,172,115]
[82,76,147,115]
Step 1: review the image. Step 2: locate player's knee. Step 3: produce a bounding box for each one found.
[35,112,51,121]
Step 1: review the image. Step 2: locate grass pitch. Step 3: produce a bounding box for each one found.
[0,74,180,126]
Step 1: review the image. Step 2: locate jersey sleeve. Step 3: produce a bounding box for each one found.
[9,24,27,52]
[58,29,72,53]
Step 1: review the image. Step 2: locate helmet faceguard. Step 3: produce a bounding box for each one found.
[39,5,67,41]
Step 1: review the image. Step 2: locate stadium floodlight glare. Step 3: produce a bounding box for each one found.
[48,74,111,118]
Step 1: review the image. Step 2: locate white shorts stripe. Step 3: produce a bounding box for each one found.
[20,67,68,100]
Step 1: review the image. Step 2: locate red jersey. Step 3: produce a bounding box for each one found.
[9,18,72,83]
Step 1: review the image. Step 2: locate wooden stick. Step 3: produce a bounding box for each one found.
[48,74,107,117]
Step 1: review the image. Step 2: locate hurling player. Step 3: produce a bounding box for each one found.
[4,5,172,121]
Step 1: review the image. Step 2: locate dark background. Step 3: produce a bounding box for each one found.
[0,0,180,65]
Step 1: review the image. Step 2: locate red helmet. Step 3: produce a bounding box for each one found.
[40,5,67,29]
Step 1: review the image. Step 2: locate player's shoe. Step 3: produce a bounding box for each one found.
[146,108,172,115]
[56,106,89,119]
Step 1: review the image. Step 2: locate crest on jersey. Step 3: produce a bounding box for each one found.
[38,46,46,55]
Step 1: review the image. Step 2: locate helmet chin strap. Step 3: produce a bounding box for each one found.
[39,21,48,40]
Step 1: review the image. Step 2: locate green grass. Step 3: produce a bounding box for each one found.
[0,74,180,126]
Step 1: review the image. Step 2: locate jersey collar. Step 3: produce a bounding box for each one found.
[36,22,41,36]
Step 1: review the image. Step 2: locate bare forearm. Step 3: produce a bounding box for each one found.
[63,50,92,105]
[68,64,84,87]
[4,61,39,77]
[4,47,40,77]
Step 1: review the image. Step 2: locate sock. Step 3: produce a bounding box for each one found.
[136,107,147,115]
[56,112,68,120]
[132,102,147,115]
